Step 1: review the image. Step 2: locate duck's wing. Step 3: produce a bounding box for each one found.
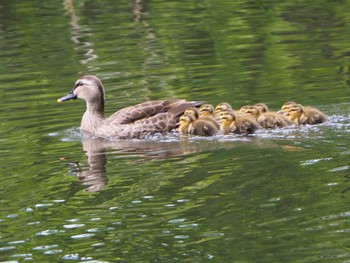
[109,99,202,125]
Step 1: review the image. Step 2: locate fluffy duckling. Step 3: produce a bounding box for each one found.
[280,101,327,124]
[218,110,261,135]
[178,114,219,136]
[57,75,201,139]
[218,110,236,134]
[240,105,292,129]
[198,104,220,129]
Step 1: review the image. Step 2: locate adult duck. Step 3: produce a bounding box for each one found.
[57,75,201,139]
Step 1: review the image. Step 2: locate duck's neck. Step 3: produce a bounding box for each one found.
[80,101,105,133]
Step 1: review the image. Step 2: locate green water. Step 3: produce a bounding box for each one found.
[1,0,350,262]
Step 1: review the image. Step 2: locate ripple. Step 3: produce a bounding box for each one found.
[44,249,63,255]
[63,224,85,229]
[33,244,59,250]
[0,246,16,251]
[300,157,332,166]
[35,229,64,236]
[71,233,95,239]
[62,254,79,260]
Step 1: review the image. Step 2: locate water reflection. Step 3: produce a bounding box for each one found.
[63,0,98,65]
[69,135,228,192]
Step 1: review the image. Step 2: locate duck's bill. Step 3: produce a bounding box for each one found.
[57,91,77,102]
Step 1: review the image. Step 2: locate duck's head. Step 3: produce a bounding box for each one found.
[240,105,260,118]
[199,104,215,117]
[215,102,232,114]
[184,107,199,119]
[57,75,105,104]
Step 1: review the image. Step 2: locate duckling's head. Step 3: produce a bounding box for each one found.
[280,101,297,113]
[284,104,304,123]
[178,114,196,133]
[199,104,215,117]
[254,103,268,114]
[58,75,105,105]
[215,102,232,114]
[240,105,260,118]
[218,110,235,124]
[184,107,199,119]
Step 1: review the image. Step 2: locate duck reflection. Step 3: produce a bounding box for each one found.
[67,136,218,192]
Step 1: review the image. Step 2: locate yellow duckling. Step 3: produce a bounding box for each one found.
[178,114,219,136]
[199,104,220,129]
[218,110,236,134]
[218,110,261,135]
[280,101,327,125]
[240,104,292,129]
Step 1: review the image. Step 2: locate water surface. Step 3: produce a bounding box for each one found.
[1,0,350,262]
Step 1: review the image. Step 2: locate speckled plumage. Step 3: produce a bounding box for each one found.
[58,75,201,139]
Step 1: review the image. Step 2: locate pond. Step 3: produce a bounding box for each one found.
[1,0,350,262]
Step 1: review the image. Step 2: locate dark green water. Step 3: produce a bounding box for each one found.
[1,0,350,262]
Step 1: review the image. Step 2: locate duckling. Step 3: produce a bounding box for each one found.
[198,104,220,129]
[218,110,261,135]
[178,114,219,136]
[240,105,292,129]
[280,101,327,124]
[57,75,201,139]
[218,110,236,134]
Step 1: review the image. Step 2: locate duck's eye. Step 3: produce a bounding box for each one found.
[75,81,84,88]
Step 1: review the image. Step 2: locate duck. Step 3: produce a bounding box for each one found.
[280,101,327,125]
[240,104,293,129]
[218,110,261,135]
[57,75,201,139]
[177,114,219,136]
